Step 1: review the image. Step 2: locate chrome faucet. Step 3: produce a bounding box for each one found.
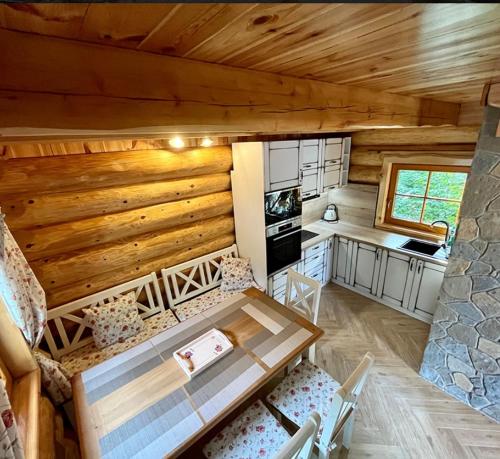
[431,220,450,251]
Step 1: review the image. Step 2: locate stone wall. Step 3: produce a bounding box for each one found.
[420,106,500,422]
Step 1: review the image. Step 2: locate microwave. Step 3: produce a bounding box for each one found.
[264,186,302,228]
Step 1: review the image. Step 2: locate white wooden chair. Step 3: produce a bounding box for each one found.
[203,399,320,459]
[267,353,375,459]
[285,268,321,363]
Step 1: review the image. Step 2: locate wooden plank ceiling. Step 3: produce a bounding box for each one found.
[0,3,499,104]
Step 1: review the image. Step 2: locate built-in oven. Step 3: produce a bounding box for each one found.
[266,216,302,276]
[264,187,302,227]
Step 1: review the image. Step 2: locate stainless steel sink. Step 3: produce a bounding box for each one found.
[399,239,442,257]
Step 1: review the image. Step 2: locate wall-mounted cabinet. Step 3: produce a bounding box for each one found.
[264,140,302,192]
[332,235,444,323]
[264,137,351,196]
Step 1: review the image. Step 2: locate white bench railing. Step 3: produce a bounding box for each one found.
[161,244,238,308]
[43,272,165,360]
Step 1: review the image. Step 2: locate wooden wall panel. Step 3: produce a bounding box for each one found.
[349,126,479,185]
[0,144,234,307]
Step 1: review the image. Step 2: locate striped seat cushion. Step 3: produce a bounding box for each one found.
[61,309,179,377]
[266,359,340,435]
[174,283,265,322]
[203,399,290,459]
[174,287,241,322]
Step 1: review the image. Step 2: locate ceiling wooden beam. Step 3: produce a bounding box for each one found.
[484,83,500,108]
[0,29,460,140]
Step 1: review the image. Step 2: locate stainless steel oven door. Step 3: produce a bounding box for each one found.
[266,226,302,276]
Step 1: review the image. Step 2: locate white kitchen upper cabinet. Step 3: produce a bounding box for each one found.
[300,139,321,165]
[409,260,445,320]
[378,250,412,309]
[302,168,320,199]
[352,242,378,295]
[324,139,342,164]
[264,141,302,192]
[322,165,341,191]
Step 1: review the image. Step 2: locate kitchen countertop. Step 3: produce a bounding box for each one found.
[302,220,448,266]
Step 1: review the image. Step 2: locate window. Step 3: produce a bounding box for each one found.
[384,164,469,236]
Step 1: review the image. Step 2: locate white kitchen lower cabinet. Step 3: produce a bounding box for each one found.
[331,235,445,323]
[351,242,378,295]
[332,236,353,285]
[268,237,333,305]
[377,251,413,309]
[408,260,446,321]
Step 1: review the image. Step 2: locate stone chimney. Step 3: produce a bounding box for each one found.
[420,106,500,421]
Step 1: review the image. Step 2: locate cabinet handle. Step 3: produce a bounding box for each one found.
[417,263,421,274]
[409,259,414,271]
[376,250,379,261]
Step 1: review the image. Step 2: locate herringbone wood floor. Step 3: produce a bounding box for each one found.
[317,283,500,459]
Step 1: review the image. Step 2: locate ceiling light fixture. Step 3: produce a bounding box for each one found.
[169,136,185,149]
[201,137,214,147]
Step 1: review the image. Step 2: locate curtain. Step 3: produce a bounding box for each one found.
[0,213,71,405]
[0,380,24,459]
[0,214,46,348]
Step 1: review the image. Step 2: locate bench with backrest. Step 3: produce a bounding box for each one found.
[161,243,240,321]
[43,272,178,377]
[43,244,242,377]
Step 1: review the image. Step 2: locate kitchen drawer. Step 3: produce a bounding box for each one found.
[273,283,286,297]
[302,162,319,171]
[272,274,288,291]
[304,252,324,273]
[324,159,341,167]
[304,240,326,258]
[269,140,299,149]
[272,264,298,281]
[273,292,286,305]
[307,267,324,284]
[302,190,318,199]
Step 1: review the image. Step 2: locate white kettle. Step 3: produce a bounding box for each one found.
[323,204,339,223]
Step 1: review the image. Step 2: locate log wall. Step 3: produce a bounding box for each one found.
[0,141,235,307]
[349,126,480,185]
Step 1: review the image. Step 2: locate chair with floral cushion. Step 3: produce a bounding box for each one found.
[202,399,320,459]
[285,269,322,363]
[266,353,375,459]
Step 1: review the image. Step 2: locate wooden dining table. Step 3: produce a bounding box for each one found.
[73,287,323,459]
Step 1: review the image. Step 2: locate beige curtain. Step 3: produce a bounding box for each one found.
[0,380,24,459]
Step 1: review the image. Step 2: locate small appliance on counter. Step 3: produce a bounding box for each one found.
[323,204,339,223]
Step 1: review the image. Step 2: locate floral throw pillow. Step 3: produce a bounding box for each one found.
[220,256,254,292]
[83,292,144,350]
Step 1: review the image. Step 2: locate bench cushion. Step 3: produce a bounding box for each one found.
[174,287,240,322]
[61,310,179,377]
